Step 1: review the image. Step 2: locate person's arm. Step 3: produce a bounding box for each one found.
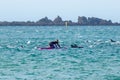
[57,43,61,48]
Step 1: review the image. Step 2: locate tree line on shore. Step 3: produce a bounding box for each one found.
[0,16,119,26]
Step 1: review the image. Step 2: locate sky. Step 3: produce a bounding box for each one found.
[0,0,120,22]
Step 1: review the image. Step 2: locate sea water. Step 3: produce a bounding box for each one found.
[0,26,120,80]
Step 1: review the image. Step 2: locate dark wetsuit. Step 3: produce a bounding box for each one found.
[49,41,60,48]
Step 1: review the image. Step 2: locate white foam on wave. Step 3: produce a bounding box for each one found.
[27,41,31,44]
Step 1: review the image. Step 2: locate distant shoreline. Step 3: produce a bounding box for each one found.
[0,16,120,26]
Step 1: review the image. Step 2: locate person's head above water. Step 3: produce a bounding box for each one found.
[56,39,59,42]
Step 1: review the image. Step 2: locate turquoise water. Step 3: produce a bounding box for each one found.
[0,26,120,80]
